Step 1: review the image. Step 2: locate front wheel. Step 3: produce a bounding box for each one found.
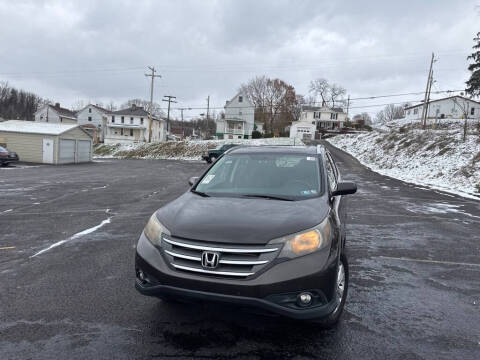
[313,251,349,328]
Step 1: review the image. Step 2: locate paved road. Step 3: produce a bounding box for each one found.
[0,151,479,360]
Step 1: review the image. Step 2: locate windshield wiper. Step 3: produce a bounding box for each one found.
[191,189,210,197]
[241,194,294,201]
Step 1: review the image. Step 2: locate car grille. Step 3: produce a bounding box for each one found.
[161,235,280,279]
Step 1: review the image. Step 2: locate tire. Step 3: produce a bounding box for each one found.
[312,251,349,329]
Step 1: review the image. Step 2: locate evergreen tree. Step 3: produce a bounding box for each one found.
[466,32,480,97]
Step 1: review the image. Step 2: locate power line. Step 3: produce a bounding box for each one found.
[169,89,465,111]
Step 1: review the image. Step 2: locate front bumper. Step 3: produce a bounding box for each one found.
[135,232,339,320]
[0,156,18,164]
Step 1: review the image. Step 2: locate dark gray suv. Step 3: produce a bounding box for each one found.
[135,145,356,327]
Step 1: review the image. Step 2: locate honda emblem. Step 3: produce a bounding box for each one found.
[201,251,220,269]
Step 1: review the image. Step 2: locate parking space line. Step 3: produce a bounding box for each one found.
[379,256,480,268]
[0,246,16,250]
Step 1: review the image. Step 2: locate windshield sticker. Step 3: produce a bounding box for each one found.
[306,157,315,161]
[201,174,215,184]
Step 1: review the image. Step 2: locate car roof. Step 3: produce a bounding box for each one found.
[228,145,319,155]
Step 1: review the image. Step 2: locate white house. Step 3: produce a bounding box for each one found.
[404,95,480,122]
[290,105,347,139]
[216,93,255,139]
[35,103,77,124]
[76,104,110,142]
[104,104,165,145]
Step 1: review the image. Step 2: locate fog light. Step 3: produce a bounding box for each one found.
[298,292,313,306]
[137,269,146,282]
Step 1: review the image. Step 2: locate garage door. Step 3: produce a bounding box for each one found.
[59,139,75,164]
[77,140,92,163]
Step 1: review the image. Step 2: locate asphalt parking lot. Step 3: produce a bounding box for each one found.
[1,147,479,360]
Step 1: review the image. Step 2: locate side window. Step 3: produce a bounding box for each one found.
[325,156,337,190]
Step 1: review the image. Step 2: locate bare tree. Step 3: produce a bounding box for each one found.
[329,83,347,108]
[309,78,346,108]
[240,76,297,134]
[309,78,330,106]
[376,104,405,123]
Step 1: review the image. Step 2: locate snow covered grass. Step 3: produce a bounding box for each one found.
[93,138,303,161]
[328,120,480,199]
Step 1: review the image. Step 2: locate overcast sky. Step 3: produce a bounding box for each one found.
[0,0,478,119]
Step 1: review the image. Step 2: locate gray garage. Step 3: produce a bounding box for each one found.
[0,120,93,164]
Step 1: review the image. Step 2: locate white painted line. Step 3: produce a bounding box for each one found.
[379,256,480,268]
[2,209,13,213]
[0,246,15,250]
[30,217,112,258]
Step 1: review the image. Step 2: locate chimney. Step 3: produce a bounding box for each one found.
[131,104,137,110]
[55,102,60,108]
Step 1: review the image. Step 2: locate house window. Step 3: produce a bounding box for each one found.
[471,107,475,115]
[130,129,134,136]
[121,128,124,135]
[413,108,418,115]
[89,108,92,113]
[130,117,134,124]
[112,116,115,123]
[239,111,242,115]
[121,116,124,123]
[140,117,144,124]
[238,96,243,103]
[88,116,92,122]
[407,110,410,115]
[330,113,338,120]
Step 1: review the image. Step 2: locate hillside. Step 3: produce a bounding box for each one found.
[327,119,480,199]
[94,138,302,161]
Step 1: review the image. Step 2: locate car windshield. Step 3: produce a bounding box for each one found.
[195,152,323,200]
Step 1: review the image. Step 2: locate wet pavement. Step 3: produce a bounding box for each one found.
[1,149,479,360]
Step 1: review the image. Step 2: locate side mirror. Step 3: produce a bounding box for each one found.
[331,182,357,197]
[188,176,199,186]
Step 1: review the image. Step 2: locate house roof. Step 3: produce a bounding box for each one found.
[404,95,480,110]
[301,105,345,113]
[0,120,89,136]
[225,92,252,107]
[111,105,162,121]
[78,104,110,114]
[43,104,77,119]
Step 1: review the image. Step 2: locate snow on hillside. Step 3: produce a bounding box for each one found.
[327,121,480,199]
[94,137,303,161]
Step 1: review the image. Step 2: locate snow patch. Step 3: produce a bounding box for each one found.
[328,123,480,199]
[30,217,111,258]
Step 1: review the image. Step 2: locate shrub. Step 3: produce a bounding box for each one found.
[251,130,263,139]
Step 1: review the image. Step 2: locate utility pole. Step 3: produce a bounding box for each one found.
[346,95,350,120]
[178,107,191,138]
[205,95,210,139]
[421,53,435,130]
[145,66,161,142]
[162,95,177,136]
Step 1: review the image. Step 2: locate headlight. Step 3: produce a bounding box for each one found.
[144,213,170,246]
[268,217,332,258]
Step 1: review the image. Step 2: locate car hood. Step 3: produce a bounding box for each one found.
[156,192,329,245]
